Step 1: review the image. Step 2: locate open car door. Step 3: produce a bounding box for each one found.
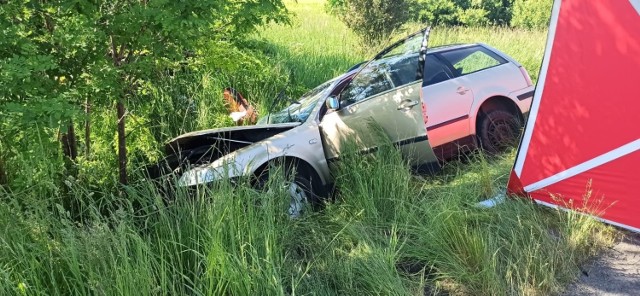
[320,28,440,172]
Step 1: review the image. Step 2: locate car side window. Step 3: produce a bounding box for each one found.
[340,62,393,105]
[423,55,453,86]
[439,46,507,76]
[387,53,421,87]
[340,32,425,106]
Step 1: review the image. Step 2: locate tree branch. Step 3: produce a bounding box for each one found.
[118,44,127,62]
[109,35,120,66]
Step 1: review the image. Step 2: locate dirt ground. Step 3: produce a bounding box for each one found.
[563,232,640,295]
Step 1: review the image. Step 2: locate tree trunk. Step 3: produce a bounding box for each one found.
[85,97,91,157]
[60,123,78,161]
[110,35,129,188]
[0,155,7,187]
[117,100,128,186]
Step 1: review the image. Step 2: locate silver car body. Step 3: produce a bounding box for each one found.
[173,36,534,189]
[424,43,533,147]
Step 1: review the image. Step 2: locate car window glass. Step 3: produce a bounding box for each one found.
[423,55,453,86]
[380,33,423,59]
[377,32,426,88]
[440,46,506,76]
[257,81,333,125]
[386,53,421,87]
[339,31,426,105]
[340,62,393,105]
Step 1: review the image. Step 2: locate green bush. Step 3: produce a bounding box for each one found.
[511,0,553,29]
[330,0,411,44]
[329,0,550,29]
[478,0,515,25]
[329,0,551,29]
[458,7,489,26]
[412,0,461,26]
[411,0,513,26]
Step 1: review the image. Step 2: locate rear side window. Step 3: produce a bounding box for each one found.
[423,55,453,86]
[439,46,507,76]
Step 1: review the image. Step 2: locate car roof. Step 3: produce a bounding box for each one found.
[339,42,505,82]
[428,43,480,54]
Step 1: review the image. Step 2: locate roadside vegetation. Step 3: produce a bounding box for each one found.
[327,0,553,44]
[0,0,615,295]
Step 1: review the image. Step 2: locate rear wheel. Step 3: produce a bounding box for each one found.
[477,109,522,154]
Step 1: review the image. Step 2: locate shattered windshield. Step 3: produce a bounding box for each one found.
[258,80,334,125]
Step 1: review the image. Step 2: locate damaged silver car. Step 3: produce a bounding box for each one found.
[150,28,534,217]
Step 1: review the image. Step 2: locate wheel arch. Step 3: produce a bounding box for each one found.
[252,156,327,196]
[473,95,523,135]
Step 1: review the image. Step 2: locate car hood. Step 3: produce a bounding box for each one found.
[166,122,301,154]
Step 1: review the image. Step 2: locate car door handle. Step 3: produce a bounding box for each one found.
[457,86,470,95]
[397,100,419,111]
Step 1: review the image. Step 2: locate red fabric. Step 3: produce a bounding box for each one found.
[512,0,640,230]
[507,170,526,197]
[530,152,640,229]
[518,0,640,187]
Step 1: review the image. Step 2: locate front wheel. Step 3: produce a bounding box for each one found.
[255,163,322,218]
[477,109,522,154]
[286,174,316,218]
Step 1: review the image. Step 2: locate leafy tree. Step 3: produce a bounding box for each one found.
[331,0,411,44]
[0,2,97,180]
[411,0,461,26]
[1,0,289,189]
[468,0,514,25]
[409,0,514,26]
[457,7,489,26]
[511,0,552,29]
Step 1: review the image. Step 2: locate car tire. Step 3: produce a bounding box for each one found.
[285,174,318,218]
[255,163,322,218]
[477,109,522,154]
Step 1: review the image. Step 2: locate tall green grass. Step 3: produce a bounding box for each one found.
[0,173,298,295]
[0,147,615,295]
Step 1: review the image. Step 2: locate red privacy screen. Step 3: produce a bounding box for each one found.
[509,0,640,231]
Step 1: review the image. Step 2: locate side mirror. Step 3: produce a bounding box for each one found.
[326,95,340,110]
